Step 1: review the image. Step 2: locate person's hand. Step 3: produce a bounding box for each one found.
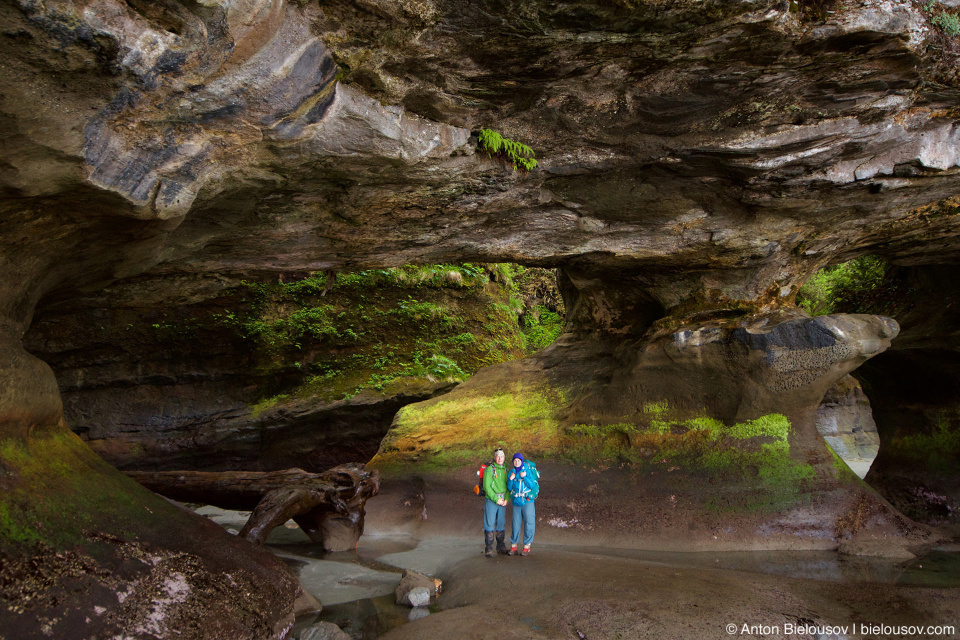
[510,473,516,481]
[520,471,526,478]
[500,498,507,506]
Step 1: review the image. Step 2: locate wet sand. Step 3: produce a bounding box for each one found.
[194,507,960,640]
[379,544,960,640]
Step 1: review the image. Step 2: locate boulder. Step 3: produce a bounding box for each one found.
[405,587,432,608]
[395,570,437,607]
[294,588,322,616]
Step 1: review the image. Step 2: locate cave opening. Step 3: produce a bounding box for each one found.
[797,255,960,523]
[795,254,898,480]
[7,0,960,635]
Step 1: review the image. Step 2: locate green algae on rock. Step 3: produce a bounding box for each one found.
[375,379,564,469]
[564,412,819,513]
[0,421,303,640]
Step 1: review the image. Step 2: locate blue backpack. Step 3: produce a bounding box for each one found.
[513,460,540,501]
[526,460,541,499]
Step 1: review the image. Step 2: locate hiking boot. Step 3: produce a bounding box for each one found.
[520,545,531,556]
[495,531,509,555]
[508,545,519,556]
[484,531,495,558]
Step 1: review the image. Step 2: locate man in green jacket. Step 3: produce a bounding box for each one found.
[482,447,509,557]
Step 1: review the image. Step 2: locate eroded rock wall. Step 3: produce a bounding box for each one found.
[22,265,530,471]
[6,0,960,300]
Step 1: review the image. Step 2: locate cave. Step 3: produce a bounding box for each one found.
[2,0,960,638]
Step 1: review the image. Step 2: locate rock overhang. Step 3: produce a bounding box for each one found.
[2,0,960,584]
[5,0,960,308]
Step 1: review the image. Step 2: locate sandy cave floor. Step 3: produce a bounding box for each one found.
[194,507,960,640]
[376,545,960,640]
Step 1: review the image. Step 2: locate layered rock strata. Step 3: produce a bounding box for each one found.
[22,265,527,471]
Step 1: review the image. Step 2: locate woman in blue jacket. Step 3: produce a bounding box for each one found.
[507,453,539,556]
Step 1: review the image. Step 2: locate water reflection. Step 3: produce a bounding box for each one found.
[295,594,435,640]
[896,552,960,588]
[565,547,960,587]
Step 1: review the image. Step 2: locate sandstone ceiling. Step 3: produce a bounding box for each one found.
[4,0,960,340]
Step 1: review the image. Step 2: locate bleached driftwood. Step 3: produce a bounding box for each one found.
[128,463,380,551]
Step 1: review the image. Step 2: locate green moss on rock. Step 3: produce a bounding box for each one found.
[373,381,563,469]
[0,426,170,550]
[885,408,960,474]
[559,410,817,512]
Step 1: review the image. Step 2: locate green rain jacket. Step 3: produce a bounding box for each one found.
[483,461,507,503]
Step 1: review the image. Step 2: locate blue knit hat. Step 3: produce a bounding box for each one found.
[512,453,524,463]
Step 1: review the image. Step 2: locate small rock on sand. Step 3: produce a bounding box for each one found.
[406,587,431,607]
[396,569,437,607]
[299,621,351,640]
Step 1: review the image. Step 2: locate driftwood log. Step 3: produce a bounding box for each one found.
[127,463,380,551]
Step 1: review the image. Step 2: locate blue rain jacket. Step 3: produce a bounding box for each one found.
[507,460,540,506]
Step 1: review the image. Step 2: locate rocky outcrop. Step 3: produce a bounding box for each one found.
[373,307,909,541]
[0,424,304,640]
[5,0,960,634]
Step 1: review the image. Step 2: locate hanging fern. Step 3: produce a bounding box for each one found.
[477,129,538,171]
